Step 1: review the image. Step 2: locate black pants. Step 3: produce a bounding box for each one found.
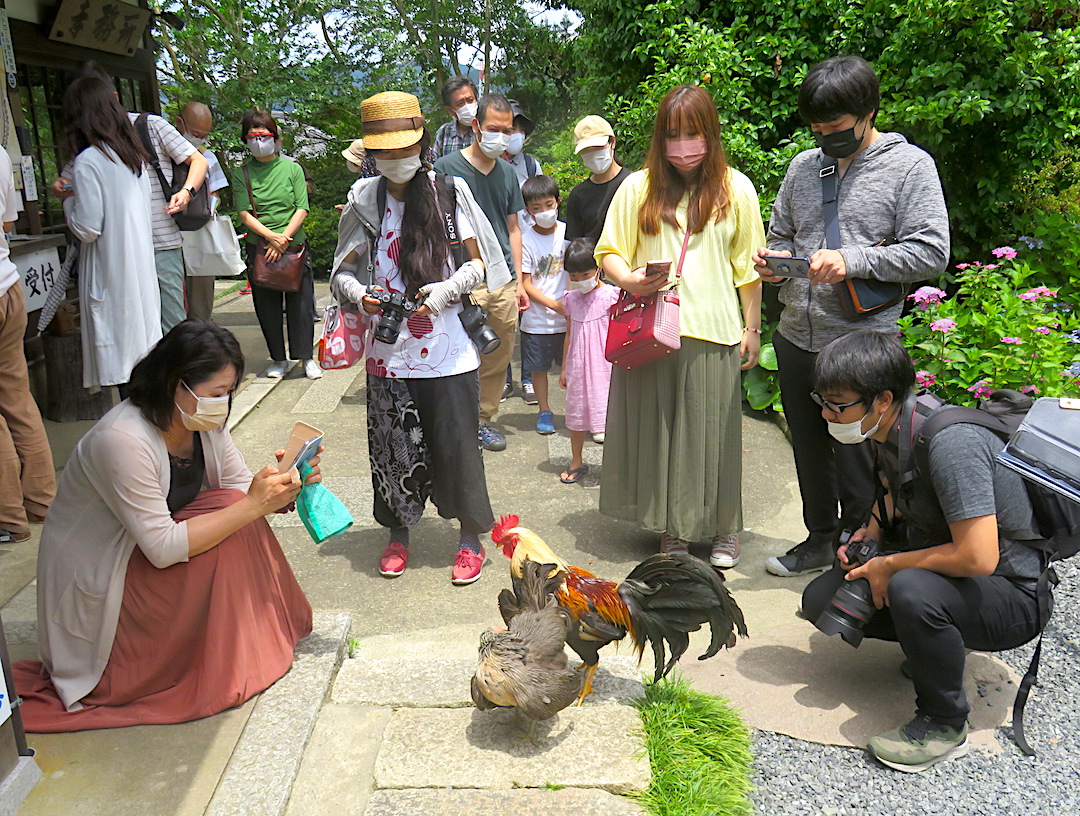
[774,331,877,538]
[803,566,1041,725]
[248,245,315,361]
[372,371,494,534]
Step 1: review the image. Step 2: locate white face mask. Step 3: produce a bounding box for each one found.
[455,102,478,127]
[477,130,511,159]
[247,136,276,158]
[185,133,206,149]
[507,133,526,156]
[569,276,598,293]
[176,382,230,432]
[582,147,613,175]
[533,208,558,229]
[827,408,882,445]
[375,155,423,184]
[346,160,362,174]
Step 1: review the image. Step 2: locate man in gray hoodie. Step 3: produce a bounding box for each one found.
[756,56,950,577]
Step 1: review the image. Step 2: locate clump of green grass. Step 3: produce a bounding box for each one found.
[633,675,754,816]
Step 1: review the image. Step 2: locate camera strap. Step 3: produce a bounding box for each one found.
[434,173,468,270]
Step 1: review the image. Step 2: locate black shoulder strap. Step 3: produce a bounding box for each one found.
[912,405,1013,482]
[1012,565,1059,756]
[820,156,841,250]
[434,172,467,268]
[375,176,388,224]
[242,163,258,219]
[136,113,174,197]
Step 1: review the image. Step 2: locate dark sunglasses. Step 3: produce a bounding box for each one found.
[810,390,864,413]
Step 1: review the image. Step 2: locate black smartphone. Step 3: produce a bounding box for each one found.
[762,256,811,278]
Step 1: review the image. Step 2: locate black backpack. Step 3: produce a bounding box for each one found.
[900,388,1080,755]
[134,114,212,231]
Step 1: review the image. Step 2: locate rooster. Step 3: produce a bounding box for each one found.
[491,514,748,703]
[471,560,583,741]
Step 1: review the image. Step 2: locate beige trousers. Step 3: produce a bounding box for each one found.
[470,279,518,423]
[185,276,215,322]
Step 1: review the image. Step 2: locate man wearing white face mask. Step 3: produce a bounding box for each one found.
[432,76,480,160]
[565,116,630,243]
[435,94,526,452]
[502,100,542,186]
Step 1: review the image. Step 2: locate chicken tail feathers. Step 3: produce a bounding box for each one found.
[618,553,748,682]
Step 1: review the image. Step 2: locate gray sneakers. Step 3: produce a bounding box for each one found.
[765,533,835,576]
[869,714,969,773]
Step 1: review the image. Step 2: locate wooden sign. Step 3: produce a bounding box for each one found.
[49,0,151,57]
[16,246,61,313]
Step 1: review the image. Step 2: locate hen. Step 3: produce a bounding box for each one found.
[471,560,584,740]
[492,515,748,702]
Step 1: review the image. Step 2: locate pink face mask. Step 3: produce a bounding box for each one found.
[666,138,707,171]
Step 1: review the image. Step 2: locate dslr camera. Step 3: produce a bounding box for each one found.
[367,286,421,345]
[813,531,880,647]
[459,294,501,355]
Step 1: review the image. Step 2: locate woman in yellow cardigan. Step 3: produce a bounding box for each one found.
[595,84,764,569]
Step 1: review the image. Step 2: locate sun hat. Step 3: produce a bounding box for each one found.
[507,99,535,135]
[340,138,365,164]
[360,92,426,150]
[574,115,615,154]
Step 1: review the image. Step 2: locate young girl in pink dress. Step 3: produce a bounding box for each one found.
[558,238,620,483]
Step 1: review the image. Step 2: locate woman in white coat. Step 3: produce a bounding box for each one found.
[62,75,161,391]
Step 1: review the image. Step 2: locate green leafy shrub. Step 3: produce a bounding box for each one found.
[742,320,781,412]
[898,249,1080,405]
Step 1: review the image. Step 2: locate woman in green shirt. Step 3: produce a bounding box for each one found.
[595,85,764,569]
[232,110,320,379]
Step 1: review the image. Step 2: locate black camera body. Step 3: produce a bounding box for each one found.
[368,287,420,345]
[814,532,880,647]
[459,294,501,355]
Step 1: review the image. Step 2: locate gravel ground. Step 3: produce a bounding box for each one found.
[750,560,1080,816]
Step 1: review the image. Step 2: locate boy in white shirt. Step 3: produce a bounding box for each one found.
[519,175,568,434]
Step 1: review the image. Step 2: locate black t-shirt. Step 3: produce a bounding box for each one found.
[167,434,205,514]
[434,150,524,272]
[564,167,632,242]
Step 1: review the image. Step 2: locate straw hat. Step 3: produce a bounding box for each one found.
[574,115,614,154]
[341,138,365,164]
[360,91,426,150]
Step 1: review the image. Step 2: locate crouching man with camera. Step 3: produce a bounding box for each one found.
[801,329,1047,773]
[331,91,512,585]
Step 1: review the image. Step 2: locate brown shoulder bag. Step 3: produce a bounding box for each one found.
[243,164,306,292]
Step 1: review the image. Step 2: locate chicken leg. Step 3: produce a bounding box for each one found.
[575,662,598,706]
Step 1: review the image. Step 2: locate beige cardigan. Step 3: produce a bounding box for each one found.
[37,400,254,711]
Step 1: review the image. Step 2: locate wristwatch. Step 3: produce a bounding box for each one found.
[184,185,197,197]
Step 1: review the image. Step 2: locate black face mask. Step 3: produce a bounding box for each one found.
[814,119,869,159]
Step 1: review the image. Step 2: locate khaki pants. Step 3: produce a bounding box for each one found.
[0,283,56,532]
[470,279,518,423]
[185,275,215,322]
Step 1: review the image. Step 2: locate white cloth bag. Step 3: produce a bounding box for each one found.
[181,216,245,277]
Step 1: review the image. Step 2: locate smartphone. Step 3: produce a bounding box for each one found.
[645,260,672,278]
[281,421,323,472]
[762,256,811,278]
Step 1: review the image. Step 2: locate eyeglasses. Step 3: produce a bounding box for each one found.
[810,391,864,413]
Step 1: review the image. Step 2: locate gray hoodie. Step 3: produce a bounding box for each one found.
[767,133,949,352]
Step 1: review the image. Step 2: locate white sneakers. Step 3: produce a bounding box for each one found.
[265,360,323,380]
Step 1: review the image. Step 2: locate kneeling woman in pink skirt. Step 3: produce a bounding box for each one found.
[14,321,314,732]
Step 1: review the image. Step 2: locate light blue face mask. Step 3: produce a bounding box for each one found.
[247,135,276,158]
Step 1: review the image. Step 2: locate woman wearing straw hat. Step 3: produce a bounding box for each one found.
[331,91,512,586]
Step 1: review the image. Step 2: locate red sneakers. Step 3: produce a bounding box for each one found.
[451,545,486,585]
[378,542,409,578]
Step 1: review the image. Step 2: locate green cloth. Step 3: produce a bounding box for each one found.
[434,150,524,271]
[231,156,309,244]
[599,339,743,542]
[296,462,354,544]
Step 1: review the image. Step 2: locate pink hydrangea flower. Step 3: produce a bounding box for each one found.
[909,286,947,310]
[967,380,994,399]
[955,263,971,269]
[983,264,1000,270]
[1034,326,1051,335]
[1020,286,1057,301]
[1020,385,1039,395]
[992,246,1018,260]
[930,318,957,333]
[1001,336,1022,344]
[915,370,937,388]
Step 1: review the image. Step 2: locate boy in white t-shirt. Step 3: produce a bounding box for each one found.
[519,175,568,435]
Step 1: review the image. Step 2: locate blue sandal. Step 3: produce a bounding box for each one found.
[560,465,589,484]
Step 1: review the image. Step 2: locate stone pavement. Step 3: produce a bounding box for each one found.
[2,280,1019,815]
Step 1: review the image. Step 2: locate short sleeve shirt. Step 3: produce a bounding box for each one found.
[129,113,197,251]
[365,194,479,379]
[231,157,309,244]
[202,148,229,193]
[565,167,631,241]
[434,150,524,272]
[521,221,569,334]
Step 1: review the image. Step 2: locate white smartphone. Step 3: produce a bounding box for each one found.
[282,421,323,471]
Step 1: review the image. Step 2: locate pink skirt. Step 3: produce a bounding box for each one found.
[13,489,312,732]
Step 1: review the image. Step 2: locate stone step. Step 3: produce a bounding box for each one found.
[374,706,650,794]
[332,654,646,708]
[363,788,645,816]
[205,611,351,816]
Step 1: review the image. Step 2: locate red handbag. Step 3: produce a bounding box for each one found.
[317,304,366,369]
[605,224,692,370]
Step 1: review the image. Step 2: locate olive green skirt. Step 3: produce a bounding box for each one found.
[599,338,742,541]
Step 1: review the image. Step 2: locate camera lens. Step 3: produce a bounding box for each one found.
[374,310,403,344]
[472,324,501,355]
[815,577,876,647]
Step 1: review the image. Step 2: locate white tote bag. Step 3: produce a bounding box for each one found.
[182,216,246,277]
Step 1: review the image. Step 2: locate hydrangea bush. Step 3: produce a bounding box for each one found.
[898,247,1080,406]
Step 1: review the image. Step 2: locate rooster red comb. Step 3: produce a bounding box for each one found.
[492,515,520,552]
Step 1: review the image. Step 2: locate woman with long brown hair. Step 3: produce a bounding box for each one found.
[595,84,765,568]
[62,75,161,390]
